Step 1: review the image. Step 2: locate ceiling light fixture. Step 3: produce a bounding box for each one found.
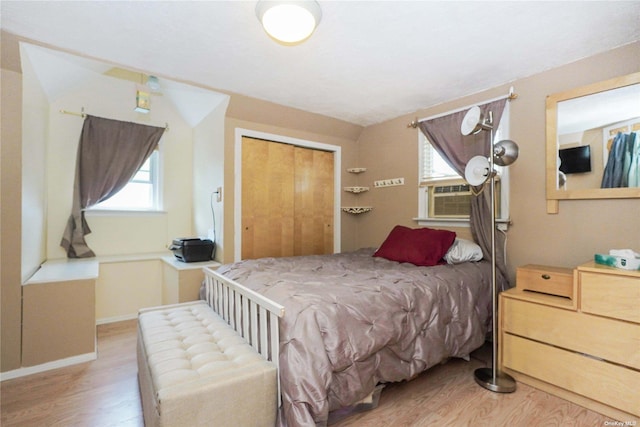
[256,0,322,45]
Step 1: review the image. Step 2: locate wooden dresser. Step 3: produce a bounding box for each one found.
[500,262,640,421]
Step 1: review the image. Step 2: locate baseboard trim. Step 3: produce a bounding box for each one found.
[96,313,138,325]
[0,352,97,382]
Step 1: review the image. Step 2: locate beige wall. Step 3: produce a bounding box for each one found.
[96,260,162,322]
[21,48,48,281]
[22,279,96,366]
[193,99,229,261]
[1,67,23,372]
[357,41,640,283]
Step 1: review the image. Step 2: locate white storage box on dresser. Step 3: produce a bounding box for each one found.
[500,262,640,422]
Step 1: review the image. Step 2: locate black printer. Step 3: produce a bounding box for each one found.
[168,238,215,262]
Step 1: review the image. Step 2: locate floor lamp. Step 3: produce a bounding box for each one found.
[461,106,518,393]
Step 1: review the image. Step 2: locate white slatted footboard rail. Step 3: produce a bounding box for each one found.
[203,267,285,404]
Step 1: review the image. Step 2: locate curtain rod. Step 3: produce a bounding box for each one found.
[406,87,518,129]
[59,108,86,117]
[59,108,170,132]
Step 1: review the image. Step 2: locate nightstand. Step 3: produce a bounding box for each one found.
[500,263,640,421]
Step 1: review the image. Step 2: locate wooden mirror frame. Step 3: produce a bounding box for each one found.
[546,71,640,214]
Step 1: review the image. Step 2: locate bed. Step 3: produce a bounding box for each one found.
[203,227,501,426]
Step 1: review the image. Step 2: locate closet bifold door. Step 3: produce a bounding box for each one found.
[294,146,334,256]
[242,137,295,260]
[241,137,335,261]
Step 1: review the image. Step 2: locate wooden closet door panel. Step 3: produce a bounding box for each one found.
[294,147,334,256]
[241,137,295,259]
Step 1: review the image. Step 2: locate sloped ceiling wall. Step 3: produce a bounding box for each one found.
[21,43,228,127]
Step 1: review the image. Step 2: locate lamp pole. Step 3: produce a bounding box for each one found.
[473,128,516,393]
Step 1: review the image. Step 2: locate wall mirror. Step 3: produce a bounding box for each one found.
[545,71,640,213]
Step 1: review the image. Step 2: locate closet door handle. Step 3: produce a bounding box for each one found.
[541,274,551,280]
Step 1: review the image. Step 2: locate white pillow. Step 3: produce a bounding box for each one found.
[443,238,483,264]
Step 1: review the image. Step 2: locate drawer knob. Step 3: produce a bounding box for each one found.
[541,274,551,280]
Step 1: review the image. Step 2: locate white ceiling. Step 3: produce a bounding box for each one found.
[2,1,639,127]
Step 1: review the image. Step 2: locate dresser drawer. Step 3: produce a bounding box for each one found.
[516,264,574,299]
[503,334,640,416]
[502,297,640,369]
[580,271,640,323]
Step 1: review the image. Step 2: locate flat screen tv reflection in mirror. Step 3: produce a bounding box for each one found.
[559,145,591,174]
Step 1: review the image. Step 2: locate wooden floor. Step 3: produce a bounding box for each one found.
[1,320,615,427]
[331,347,613,427]
[1,320,143,427]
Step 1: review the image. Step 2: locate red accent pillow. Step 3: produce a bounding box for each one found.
[373,225,456,266]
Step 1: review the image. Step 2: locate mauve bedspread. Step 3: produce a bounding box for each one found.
[215,248,495,426]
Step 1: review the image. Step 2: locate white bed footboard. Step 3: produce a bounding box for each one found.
[203,267,285,403]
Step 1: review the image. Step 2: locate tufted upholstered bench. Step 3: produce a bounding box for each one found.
[137,301,277,427]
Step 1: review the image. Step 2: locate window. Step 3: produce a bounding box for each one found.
[91,150,161,211]
[419,114,508,183]
[417,103,512,227]
[419,133,460,182]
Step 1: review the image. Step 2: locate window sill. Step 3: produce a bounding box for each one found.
[414,217,511,231]
[85,209,167,217]
[419,176,465,186]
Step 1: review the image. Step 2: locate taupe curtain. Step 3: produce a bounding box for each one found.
[418,99,509,287]
[60,115,165,258]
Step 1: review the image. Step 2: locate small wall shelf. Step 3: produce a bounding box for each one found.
[344,186,370,194]
[347,167,367,174]
[341,207,373,214]
[344,168,370,214]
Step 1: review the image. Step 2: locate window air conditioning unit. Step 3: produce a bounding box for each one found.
[428,180,501,218]
[428,182,472,218]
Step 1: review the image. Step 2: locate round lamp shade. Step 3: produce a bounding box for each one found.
[256,0,322,44]
[461,106,484,136]
[465,156,491,186]
[558,171,567,187]
[493,140,519,166]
